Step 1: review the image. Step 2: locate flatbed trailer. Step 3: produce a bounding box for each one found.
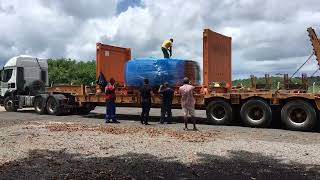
[2,28,320,132]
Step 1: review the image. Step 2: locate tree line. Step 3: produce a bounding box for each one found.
[233,75,320,92]
[48,58,96,86]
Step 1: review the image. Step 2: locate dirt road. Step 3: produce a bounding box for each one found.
[1,107,320,179]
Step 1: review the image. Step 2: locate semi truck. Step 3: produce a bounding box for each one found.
[1,27,320,132]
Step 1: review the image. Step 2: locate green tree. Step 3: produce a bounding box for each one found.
[48,58,96,85]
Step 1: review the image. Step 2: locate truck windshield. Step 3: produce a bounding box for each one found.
[2,69,13,82]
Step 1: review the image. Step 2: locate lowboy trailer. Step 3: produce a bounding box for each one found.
[1,28,320,131]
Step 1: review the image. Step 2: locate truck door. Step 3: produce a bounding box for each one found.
[17,67,25,93]
[0,68,15,97]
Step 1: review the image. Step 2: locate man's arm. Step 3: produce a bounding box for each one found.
[169,47,172,57]
[104,85,108,93]
[158,85,163,93]
[150,90,155,103]
[191,85,196,95]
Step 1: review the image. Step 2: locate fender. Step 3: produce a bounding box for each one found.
[4,89,17,98]
[34,94,49,100]
[0,90,16,106]
[0,96,3,105]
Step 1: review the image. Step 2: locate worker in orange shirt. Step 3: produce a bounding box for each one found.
[161,38,173,58]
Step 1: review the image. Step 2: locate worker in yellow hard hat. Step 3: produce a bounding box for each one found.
[161,38,173,58]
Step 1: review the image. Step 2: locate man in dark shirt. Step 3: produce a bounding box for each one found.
[140,79,154,125]
[158,82,174,124]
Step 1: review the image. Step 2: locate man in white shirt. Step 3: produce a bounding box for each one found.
[179,77,197,131]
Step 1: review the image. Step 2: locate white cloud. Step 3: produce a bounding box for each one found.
[0,0,320,80]
[0,0,117,62]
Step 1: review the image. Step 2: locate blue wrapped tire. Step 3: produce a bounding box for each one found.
[125,58,200,87]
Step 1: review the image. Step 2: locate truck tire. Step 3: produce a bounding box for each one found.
[79,107,91,115]
[240,99,272,128]
[46,96,63,116]
[206,100,232,125]
[75,104,95,115]
[4,96,17,112]
[281,100,317,131]
[34,96,47,114]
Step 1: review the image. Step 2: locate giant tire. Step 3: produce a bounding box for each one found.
[240,99,272,128]
[281,100,317,131]
[34,96,47,114]
[46,96,62,116]
[4,96,17,112]
[206,100,232,125]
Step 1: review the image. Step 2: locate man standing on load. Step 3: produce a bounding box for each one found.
[161,38,173,58]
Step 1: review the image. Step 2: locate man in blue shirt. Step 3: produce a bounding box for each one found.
[158,82,174,124]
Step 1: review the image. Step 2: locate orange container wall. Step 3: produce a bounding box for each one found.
[203,29,232,87]
[96,43,131,85]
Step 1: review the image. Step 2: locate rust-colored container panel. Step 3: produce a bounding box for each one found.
[203,29,232,87]
[96,43,131,85]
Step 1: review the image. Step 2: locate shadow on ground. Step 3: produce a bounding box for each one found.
[83,112,208,124]
[1,149,319,179]
[14,109,208,124]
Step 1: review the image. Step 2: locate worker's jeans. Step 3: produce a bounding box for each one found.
[160,103,172,123]
[106,100,116,121]
[161,47,169,58]
[141,100,151,124]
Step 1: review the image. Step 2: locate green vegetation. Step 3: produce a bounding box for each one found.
[233,76,320,92]
[48,58,96,85]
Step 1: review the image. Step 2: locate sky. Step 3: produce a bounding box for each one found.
[0,0,319,79]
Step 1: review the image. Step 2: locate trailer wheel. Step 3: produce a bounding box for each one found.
[34,96,47,114]
[4,96,17,112]
[206,100,232,125]
[240,99,272,128]
[46,96,62,116]
[281,100,316,131]
[79,107,91,115]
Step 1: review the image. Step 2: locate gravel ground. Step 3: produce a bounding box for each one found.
[1,106,320,179]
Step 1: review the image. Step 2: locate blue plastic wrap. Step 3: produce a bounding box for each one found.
[125,57,200,87]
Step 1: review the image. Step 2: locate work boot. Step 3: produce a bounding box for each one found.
[112,120,120,123]
[144,118,150,125]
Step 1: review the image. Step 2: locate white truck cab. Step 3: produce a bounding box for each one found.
[0,55,48,111]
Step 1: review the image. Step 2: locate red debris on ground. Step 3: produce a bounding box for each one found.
[44,123,219,142]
